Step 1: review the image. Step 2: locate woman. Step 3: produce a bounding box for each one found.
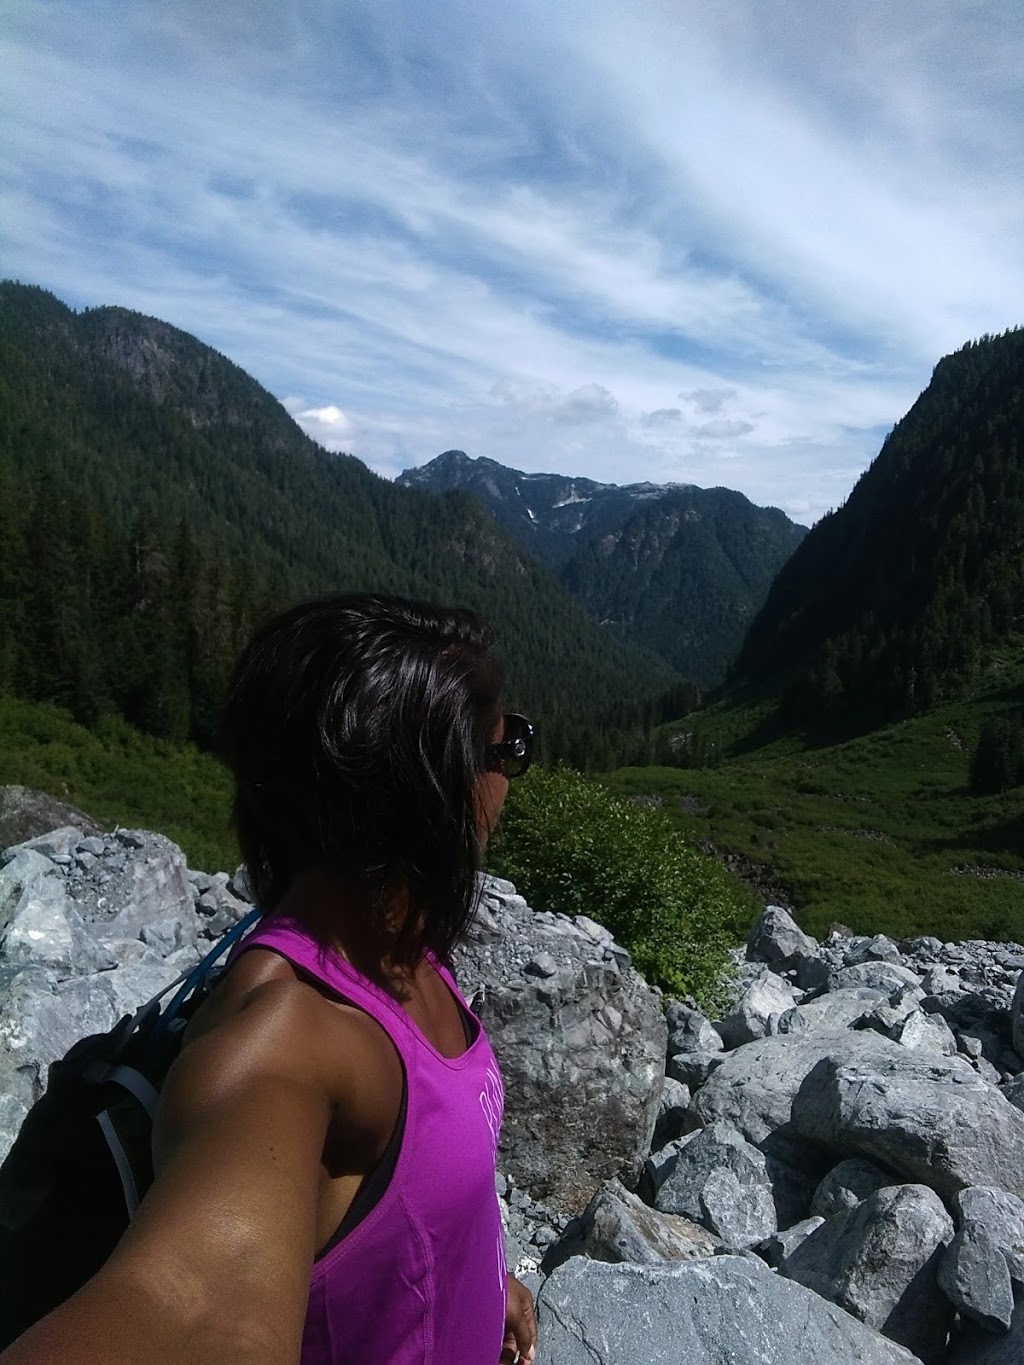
[3,594,538,1364]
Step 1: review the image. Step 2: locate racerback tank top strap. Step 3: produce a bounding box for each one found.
[227,914,508,1365]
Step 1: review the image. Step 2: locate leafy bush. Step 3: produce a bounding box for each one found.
[489,765,753,1005]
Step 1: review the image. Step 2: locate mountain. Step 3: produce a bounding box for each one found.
[397,450,693,571]
[398,451,806,683]
[734,327,1024,722]
[0,282,679,761]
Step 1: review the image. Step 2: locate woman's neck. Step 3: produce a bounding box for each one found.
[270,864,423,994]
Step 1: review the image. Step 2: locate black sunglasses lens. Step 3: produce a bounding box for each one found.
[502,714,532,778]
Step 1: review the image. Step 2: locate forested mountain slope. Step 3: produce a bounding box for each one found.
[734,329,1024,721]
[399,451,806,683]
[0,282,677,756]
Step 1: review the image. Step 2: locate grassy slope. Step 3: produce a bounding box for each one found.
[604,654,1024,945]
[0,697,236,873]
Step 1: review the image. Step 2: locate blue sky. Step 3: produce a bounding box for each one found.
[3,0,1022,524]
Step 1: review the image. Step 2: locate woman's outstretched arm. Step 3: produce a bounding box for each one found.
[1,979,335,1365]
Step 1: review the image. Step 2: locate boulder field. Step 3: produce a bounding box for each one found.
[4,802,1024,1362]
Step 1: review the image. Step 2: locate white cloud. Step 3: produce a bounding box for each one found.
[281,399,355,450]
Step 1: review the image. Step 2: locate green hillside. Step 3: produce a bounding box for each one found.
[735,327,1024,722]
[605,648,1024,945]
[0,281,677,761]
[560,486,805,683]
[0,696,235,872]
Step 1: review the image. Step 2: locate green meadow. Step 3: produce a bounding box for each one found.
[604,664,1024,946]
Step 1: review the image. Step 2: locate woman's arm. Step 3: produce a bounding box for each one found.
[1,979,337,1365]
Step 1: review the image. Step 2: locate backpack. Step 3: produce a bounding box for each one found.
[0,907,261,1349]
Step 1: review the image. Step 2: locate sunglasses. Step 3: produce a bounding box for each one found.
[484,713,535,780]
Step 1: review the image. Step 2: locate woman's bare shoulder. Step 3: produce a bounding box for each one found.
[157,947,403,1165]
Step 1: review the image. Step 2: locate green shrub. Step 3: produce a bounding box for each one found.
[489,765,754,1005]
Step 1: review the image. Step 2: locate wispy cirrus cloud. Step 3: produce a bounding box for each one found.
[2,0,1021,524]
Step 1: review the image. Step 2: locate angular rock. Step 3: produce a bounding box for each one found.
[664,998,722,1054]
[543,1178,722,1272]
[642,1134,697,1201]
[956,1186,1024,1284]
[535,1256,926,1364]
[654,1121,777,1249]
[65,905,119,974]
[746,905,818,969]
[1012,971,1024,1060]
[0,967,121,1159]
[831,961,923,995]
[716,968,798,1049]
[937,1220,1014,1332]
[757,1215,825,1269]
[140,913,195,957]
[791,1046,1024,1202]
[1,870,76,978]
[778,986,887,1035]
[666,1048,724,1090]
[4,826,87,860]
[845,934,903,966]
[781,1184,954,1364]
[693,1029,900,1144]
[894,1010,958,1056]
[453,875,666,1212]
[813,1158,897,1218]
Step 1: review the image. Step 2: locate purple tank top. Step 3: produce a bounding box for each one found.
[229,916,507,1365]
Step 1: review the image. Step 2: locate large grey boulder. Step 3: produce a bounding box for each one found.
[653,1121,777,1248]
[664,999,722,1054]
[535,1256,925,1364]
[791,1046,1024,1202]
[693,1029,900,1144]
[830,961,923,995]
[716,968,797,1048]
[813,1157,897,1218]
[892,1010,958,1056]
[0,966,121,1158]
[780,1184,954,1364]
[778,986,887,1035]
[0,786,103,849]
[746,904,818,970]
[453,876,666,1212]
[543,1178,722,1271]
[938,1221,1014,1333]
[956,1186,1024,1283]
[666,1048,724,1090]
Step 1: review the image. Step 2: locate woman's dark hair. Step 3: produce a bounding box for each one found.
[219,593,504,967]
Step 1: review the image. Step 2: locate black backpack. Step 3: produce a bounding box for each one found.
[0,908,260,1349]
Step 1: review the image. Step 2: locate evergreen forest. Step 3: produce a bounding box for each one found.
[0,282,682,768]
[735,329,1024,725]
